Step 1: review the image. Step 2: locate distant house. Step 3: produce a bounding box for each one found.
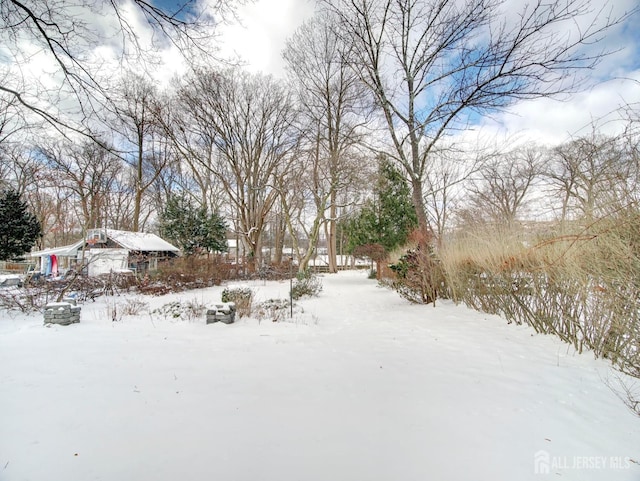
[30,229,180,277]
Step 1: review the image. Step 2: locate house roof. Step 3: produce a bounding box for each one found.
[94,229,179,252]
[31,230,179,257]
[30,241,84,258]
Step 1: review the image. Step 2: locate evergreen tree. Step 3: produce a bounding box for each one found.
[159,194,228,256]
[346,156,418,255]
[0,189,42,261]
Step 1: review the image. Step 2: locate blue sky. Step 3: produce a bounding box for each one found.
[151,0,639,146]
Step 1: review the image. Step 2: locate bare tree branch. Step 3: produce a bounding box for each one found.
[322,0,637,244]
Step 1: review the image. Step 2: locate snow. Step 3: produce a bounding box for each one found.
[30,241,84,258]
[0,274,21,280]
[0,275,23,289]
[0,270,638,480]
[0,274,22,283]
[102,229,179,252]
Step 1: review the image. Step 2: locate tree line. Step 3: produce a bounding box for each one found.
[0,0,638,275]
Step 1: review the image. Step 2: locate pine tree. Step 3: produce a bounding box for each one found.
[0,189,42,261]
[346,156,418,255]
[159,194,228,256]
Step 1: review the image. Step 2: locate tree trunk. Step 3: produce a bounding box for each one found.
[273,211,284,265]
[410,176,432,247]
[327,191,338,273]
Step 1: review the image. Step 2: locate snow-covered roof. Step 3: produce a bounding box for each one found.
[98,229,179,252]
[31,230,179,257]
[30,241,84,258]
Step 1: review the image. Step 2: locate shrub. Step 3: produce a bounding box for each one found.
[221,286,253,317]
[255,298,291,322]
[290,274,322,300]
[121,298,149,316]
[0,286,44,312]
[389,245,445,304]
[151,298,207,321]
[151,255,235,292]
[439,217,640,382]
[152,301,184,319]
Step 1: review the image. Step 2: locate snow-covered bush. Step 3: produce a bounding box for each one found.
[221,286,253,317]
[151,299,207,321]
[122,298,149,316]
[290,272,322,300]
[255,298,291,323]
[0,285,43,312]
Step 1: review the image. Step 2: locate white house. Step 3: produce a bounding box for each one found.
[30,229,180,277]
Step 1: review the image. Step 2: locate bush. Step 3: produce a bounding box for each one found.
[221,286,253,317]
[121,298,149,316]
[439,217,640,382]
[255,298,291,322]
[151,298,207,321]
[151,255,235,292]
[389,245,445,304]
[0,286,44,312]
[0,273,122,312]
[290,274,322,300]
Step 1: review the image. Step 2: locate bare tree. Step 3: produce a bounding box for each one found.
[283,12,371,272]
[277,132,370,272]
[0,88,36,191]
[0,143,43,196]
[0,143,55,248]
[28,182,79,248]
[466,144,544,226]
[546,133,632,222]
[38,139,121,230]
[322,0,634,245]
[423,147,485,245]
[103,177,136,231]
[0,87,30,146]
[155,93,227,214]
[111,72,169,231]
[178,68,300,271]
[0,0,236,139]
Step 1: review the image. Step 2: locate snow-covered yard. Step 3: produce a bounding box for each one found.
[0,270,638,481]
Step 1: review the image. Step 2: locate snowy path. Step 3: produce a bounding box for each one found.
[0,270,638,480]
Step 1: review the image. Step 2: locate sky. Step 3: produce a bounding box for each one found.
[3,0,637,148]
[210,0,640,147]
[217,0,316,76]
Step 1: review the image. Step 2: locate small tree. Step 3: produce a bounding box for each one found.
[346,157,417,276]
[159,194,228,256]
[352,243,387,275]
[0,188,42,260]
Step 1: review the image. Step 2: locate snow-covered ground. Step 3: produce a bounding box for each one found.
[0,270,638,481]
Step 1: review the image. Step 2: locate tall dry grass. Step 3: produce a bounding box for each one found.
[440,212,640,379]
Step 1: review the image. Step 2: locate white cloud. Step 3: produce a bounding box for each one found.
[217,0,316,77]
[477,71,640,146]
[5,0,637,149]
[463,0,640,147]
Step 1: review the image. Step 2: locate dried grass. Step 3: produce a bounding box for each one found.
[440,213,640,380]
